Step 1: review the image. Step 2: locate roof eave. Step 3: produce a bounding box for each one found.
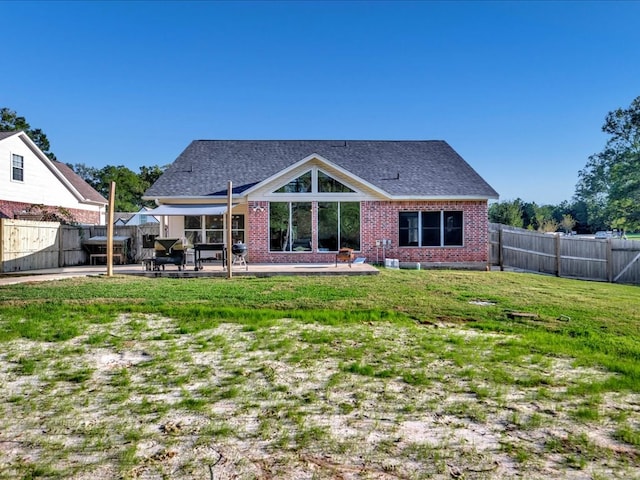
[388,194,499,201]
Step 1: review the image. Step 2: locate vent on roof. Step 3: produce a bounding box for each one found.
[331,141,347,147]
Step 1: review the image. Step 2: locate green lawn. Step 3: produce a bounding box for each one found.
[0,269,638,479]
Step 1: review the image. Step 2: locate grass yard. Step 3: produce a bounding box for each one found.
[0,269,639,479]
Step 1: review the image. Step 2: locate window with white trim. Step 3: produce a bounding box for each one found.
[399,211,463,247]
[318,202,360,251]
[272,169,356,194]
[269,202,312,251]
[11,154,24,182]
[317,171,355,193]
[184,214,245,245]
[275,171,312,193]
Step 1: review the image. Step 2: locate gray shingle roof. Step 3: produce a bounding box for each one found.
[0,131,20,140]
[52,161,108,204]
[144,140,498,199]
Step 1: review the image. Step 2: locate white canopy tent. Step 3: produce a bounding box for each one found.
[148,204,231,216]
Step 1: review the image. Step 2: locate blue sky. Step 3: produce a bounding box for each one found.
[2,0,639,205]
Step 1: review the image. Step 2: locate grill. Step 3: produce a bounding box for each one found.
[231,243,247,257]
[231,243,248,270]
[149,238,188,271]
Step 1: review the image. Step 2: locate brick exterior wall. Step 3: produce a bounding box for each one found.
[246,200,489,267]
[0,200,101,225]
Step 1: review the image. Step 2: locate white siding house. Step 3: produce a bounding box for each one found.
[0,131,107,224]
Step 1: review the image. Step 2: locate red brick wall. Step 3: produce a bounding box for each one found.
[0,200,102,225]
[361,200,489,264]
[246,200,489,266]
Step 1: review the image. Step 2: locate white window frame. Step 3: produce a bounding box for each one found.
[271,168,358,195]
[184,214,245,245]
[11,153,24,182]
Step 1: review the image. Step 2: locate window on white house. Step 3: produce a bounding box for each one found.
[318,202,360,251]
[269,202,312,251]
[399,211,463,247]
[12,154,24,182]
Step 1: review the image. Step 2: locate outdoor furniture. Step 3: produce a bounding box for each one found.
[336,247,354,267]
[194,243,226,270]
[83,236,130,265]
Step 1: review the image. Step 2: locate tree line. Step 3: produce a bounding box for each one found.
[489,198,582,234]
[3,96,639,227]
[490,95,639,234]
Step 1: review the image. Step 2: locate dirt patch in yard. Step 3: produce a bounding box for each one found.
[1,314,639,479]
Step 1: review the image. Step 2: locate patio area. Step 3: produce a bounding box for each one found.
[132,259,379,278]
[0,261,379,285]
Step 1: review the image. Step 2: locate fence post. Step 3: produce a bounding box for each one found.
[555,234,561,277]
[607,238,613,282]
[58,224,64,268]
[498,225,504,271]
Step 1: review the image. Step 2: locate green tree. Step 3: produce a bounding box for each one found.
[575,96,640,232]
[70,163,166,211]
[139,164,165,187]
[560,214,576,235]
[488,200,524,227]
[0,107,57,160]
[531,204,556,231]
[94,165,147,212]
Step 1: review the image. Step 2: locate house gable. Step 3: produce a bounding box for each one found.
[0,131,107,223]
[244,154,389,201]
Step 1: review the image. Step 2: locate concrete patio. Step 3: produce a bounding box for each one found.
[0,261,379,286]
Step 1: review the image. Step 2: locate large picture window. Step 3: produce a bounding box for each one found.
[269,202,312,252]
[318,202,360,251]
[399,211,463,247]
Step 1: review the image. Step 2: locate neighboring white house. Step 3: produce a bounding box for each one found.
[0,131,107,224]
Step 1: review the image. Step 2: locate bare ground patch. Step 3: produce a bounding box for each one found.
[1,314,639,479]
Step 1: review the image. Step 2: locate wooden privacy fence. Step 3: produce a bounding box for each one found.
[0,219,159,273]
[489,223,640,285]
[0,219,89,272]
